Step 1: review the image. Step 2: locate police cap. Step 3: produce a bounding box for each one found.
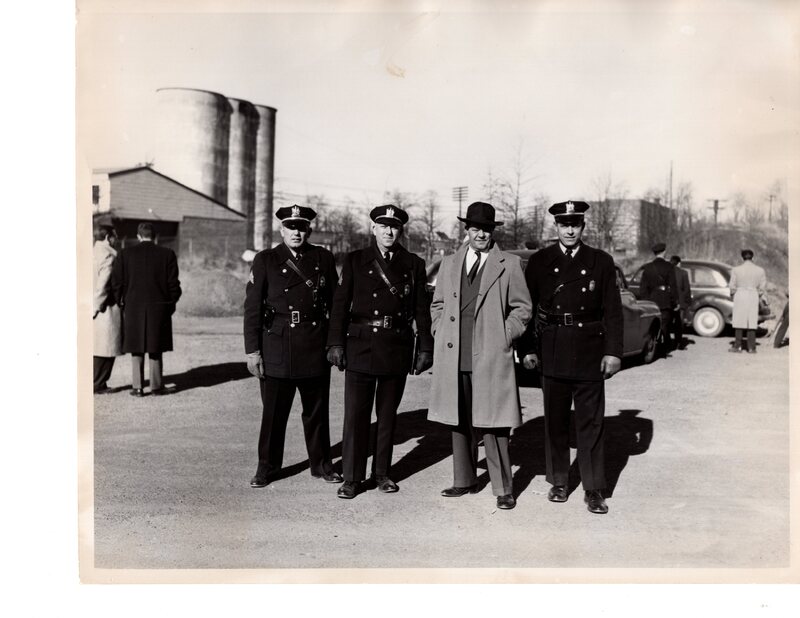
[276,205,316,227]
[370,204,409,226]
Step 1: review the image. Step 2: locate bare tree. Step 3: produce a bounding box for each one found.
[730,191,747,224]
[673,181,695,230]
[411,190,441,261]
[525,192,550,248]
[587,171,628,252]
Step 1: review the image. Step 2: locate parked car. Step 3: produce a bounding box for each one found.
[626,259,774,338]
[425,249,662,364]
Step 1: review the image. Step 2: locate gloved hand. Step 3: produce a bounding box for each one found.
[521,353,539,371]
[246,353,265,379]
[413,351,433,375]
[600,355,621,379]
[327,345,346,371]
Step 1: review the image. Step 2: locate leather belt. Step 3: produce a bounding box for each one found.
[351,315,404,330]
[538,310,600,326]
[274,311,323,324]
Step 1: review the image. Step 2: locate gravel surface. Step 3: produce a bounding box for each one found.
[90,317,789,576]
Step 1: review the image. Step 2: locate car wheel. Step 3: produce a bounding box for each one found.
[641,330,657,364]
[692,306,725,337]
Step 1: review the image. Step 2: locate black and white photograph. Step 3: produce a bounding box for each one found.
[73,0,798,589]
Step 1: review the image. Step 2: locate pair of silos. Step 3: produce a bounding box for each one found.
[153,87,276,250]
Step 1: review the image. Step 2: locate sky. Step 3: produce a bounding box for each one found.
[77,0,800,223]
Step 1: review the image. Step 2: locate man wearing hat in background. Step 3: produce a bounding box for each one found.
[640,242,679,352]
[428,202,531,510]
[112,222,182,397]
[669,255,692,350]
[519,201,623,515]
[326,205,433,499]
[729,249,767,353]
[244,205,342,488]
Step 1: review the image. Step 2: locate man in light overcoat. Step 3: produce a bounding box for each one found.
[729,249,767,353]
[428,202,532,510]
[93,224,122,393]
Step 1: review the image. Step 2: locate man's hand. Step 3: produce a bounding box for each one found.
[413,351,433,375]
[327,345,346,371]
[600,355,621,379]
[521,353,539,371]
[246,352,265,379]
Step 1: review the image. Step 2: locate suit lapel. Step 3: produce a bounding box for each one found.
[474,245,504,316]
[451,245,469,292]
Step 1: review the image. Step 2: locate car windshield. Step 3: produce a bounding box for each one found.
[690,266,727,287]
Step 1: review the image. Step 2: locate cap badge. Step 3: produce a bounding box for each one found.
[386,206,395,219]
[292,205,301,218]
[566,202,575,214]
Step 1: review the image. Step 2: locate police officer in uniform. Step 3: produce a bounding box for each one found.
[244,205,342,488]
[640,242,679,351]
[326,205,434,499]
[520,201,623,514]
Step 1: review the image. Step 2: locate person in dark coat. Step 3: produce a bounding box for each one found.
[326,204,434,499]
[670,255,692,349]
[519,200,623,515]
[112,222,181,396]
[640,242,679,351]
[243,205,342,488]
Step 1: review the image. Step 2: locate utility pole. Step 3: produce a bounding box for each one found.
[768,193,775,222]
[452,186,468,239]
[707,198,727,227]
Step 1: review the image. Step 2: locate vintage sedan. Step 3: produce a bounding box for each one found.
[425,249,662,364]
[627,259,773,337]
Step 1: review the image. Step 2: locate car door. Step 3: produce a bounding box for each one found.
[616,267,641,355]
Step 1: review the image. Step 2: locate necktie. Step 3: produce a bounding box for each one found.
[565,247,573,258]
[467,251,481,284]
[383,251,391,262]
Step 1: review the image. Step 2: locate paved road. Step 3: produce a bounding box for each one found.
[89,317,789,576]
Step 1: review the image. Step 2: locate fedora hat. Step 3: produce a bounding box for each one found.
[457,202,504,228]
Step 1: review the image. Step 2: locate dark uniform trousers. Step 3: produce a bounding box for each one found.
[342,371,407,482]
[93,357,115,391]
[258,371,333,476]
[451,258,513,497]
[541,376,606,491]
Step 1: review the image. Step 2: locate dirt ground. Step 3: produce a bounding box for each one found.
[88,316,790,578]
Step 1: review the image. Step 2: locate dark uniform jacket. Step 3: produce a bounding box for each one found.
[675,267,692,310]
[243,242,336,379]
[640,257,678,311]
[327,243,433,375]
[519,242,623,382]
[112,240,181,354]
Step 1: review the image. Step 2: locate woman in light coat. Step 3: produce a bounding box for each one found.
[93,225,122,392]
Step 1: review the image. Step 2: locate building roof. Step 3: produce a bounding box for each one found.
[96,166,245,223]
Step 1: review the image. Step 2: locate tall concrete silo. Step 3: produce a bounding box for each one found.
[254,104,277,250]
[153,88,232,205]
[227,98,259,247]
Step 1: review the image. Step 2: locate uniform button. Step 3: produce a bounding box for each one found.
[374,310,380,315]
[578,322,583,327]
[369,270,373,274]
[284,289,288,293]
[312,322,317,326]
[580,306,585,310]
[447,342,453,348]
[554,267,559,273]
[290,324,296,328]
[556,305,561,309]
[373,293,377,298]
[581,288,586,292]
[450,316,455,321]
[282,268,287,273]
[581,269,586,275]
[288,305,293,309]
[397,312,402,317]
[373,327,378,333]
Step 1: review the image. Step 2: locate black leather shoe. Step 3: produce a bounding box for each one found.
[337,481,359,499]
[94,386,113,395]
[441,484,478,497]
[129,388,145,397]
[548,485,568,502]
[314,471,343,484]
[497,494,516,509]
[584,490,608,514]
[250,464,273,488]
[374,475,399,493]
